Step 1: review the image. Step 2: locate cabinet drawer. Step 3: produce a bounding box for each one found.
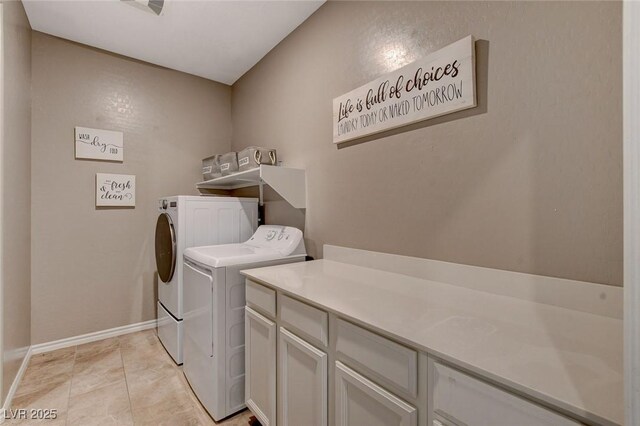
[431,362,582,426]
[246,280,276,318]
[336,319,417,398]
[280,295,328,347]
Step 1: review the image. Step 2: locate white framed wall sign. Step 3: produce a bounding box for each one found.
[75,126,124,161]
[332,35,477,144]
[96,173,135,207]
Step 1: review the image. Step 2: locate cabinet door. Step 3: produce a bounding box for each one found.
[245,307,277,426]
[335,361,417,426]
[279,327,328,426]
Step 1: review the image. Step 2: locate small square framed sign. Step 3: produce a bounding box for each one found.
[96,173,135,207]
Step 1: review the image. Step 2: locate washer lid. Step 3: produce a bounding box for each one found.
[184,225,306,268]
[184,244,292,268]
[155,213,176,283]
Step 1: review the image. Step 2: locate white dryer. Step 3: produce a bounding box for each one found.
[182,225,306,421]
[154,195,258,364]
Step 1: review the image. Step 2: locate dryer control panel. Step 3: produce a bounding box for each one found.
[158,198,178,211]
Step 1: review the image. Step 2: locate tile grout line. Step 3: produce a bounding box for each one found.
[63,345,78,426]
[119,337,137,425]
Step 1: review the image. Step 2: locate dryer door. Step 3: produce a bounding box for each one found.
[155,213,176,283]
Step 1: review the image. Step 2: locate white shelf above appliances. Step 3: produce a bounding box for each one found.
[196,165,306,209]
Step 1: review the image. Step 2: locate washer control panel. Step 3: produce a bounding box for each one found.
[246,225,305,255]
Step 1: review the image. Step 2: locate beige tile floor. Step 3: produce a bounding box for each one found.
[9,330,252,425]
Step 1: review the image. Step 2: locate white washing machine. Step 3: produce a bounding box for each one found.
[154,195,258,364]
[182,225,306,421]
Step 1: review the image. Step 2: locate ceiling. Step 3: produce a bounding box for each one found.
[22,0,325,85]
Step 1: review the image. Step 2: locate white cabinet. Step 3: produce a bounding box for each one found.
[335,361,417,426]
[244,279,586,426]
[245,281,329,426]
[245,307,277,426]
[278,327,328,426]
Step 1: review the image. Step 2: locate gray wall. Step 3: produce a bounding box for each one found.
[2,0,31,400]
[231,1,622,286]
[31,33,232,344]
[26,1,623,346]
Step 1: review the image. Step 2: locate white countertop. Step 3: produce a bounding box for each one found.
[241,259,623,426]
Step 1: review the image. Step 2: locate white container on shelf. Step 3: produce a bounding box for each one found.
[220,152,239,176]
[202,154,222,180]
[238,146,277,172]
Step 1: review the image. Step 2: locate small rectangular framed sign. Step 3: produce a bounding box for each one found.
[332,35,477,144]
[75,127,124,161]
[96,173,135,207]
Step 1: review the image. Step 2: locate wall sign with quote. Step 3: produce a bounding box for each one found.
[75,126,124,161]
[333,35,477,144]
[96,173,136,207]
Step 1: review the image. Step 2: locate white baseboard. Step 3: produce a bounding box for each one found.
[1,346,32,423]
[31,319,156,355]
